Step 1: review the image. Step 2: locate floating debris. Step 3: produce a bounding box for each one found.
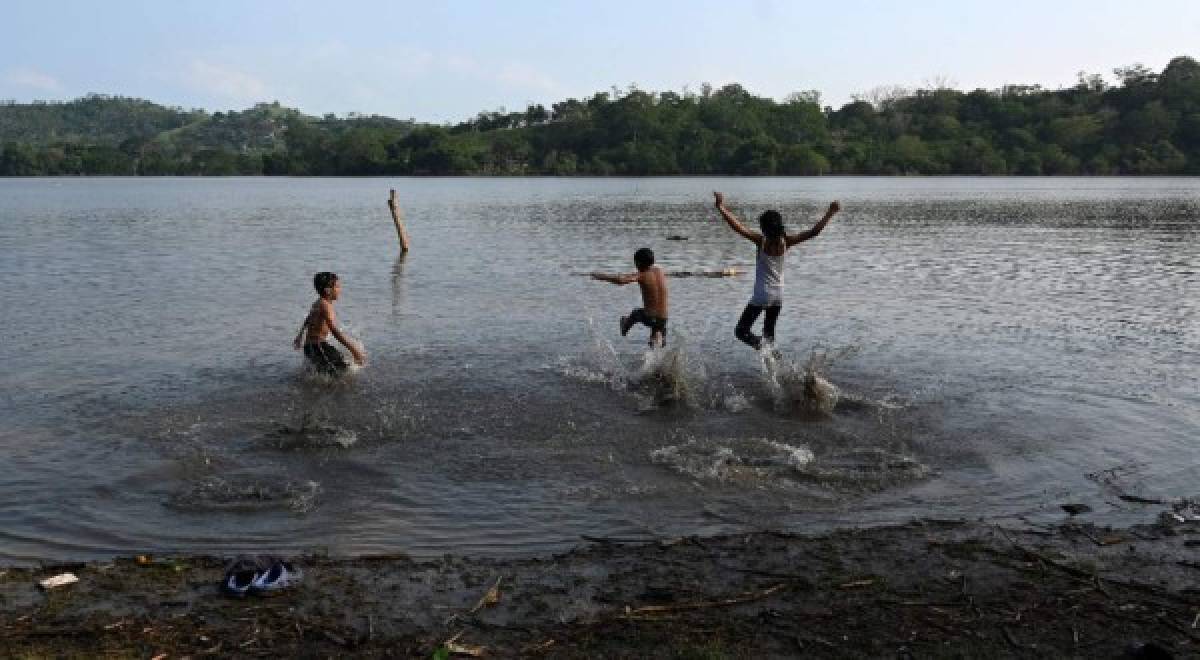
[39,573,79,590]
[668,268,741,278]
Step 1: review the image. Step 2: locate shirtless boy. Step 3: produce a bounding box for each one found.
[293,271,366,375]
[591,248,669,347]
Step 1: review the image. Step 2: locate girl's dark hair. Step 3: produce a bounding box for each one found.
[758,210,785,240]
[313,271,338,294]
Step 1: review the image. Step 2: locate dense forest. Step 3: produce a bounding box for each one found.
[2,56,1198,176]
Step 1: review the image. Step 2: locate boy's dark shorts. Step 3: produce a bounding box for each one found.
[629,308,668,338]
[304,341,348,376]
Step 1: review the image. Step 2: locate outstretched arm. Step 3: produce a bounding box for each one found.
[786,201,841,247]
[713,192,761,243]
[591,271,641,285]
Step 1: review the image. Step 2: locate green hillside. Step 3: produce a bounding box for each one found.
[2,55,1198,175]
[0,95,201,146]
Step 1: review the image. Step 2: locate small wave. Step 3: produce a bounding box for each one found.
[802,448,931,486]
[264,419,358,450]
[650,437,927,492]
[651,441,739,481]
[650,437,816,484]
[166,477,321,514]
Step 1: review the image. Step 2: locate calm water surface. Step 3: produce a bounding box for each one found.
[0,177,1196,563]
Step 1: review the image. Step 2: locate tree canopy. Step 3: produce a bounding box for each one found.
[3,56,1199,176]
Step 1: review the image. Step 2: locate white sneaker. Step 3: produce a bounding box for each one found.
[221,556,270,597]
[249,560,303,596]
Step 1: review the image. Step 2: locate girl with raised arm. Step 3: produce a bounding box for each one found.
[713,192,840,351]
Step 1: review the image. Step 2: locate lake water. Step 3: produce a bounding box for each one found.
[0,177,1196,563]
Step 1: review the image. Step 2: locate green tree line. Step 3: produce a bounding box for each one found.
[3,56,1199,176]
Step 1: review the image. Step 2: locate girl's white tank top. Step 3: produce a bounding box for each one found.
[751,236,786,305]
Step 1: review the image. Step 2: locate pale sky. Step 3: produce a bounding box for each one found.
[2,0,1198,122]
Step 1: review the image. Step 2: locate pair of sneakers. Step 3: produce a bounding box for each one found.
[222,556,302,597]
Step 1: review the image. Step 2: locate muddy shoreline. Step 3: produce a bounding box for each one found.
[3,515,1199,658]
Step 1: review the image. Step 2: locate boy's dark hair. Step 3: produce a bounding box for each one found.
[758,210,785,240]
[633,248,655,270]
[313,271,338,295]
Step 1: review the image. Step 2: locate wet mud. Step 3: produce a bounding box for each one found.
[4,513,1200,658]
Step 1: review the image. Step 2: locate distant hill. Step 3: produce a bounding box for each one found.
[2,55,1199,175]
[152,102,301,153]
[0,95,418,175]
[0,95,201,146]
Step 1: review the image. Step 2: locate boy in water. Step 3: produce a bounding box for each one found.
[714,192,840,351]
[293,272,366,375]
[591,248,669,347]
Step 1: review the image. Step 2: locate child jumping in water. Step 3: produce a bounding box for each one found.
[713,192,840,351]
[591,248,669,347]
[293,271,366,375]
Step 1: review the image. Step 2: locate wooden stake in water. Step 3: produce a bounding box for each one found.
[387,189,410,253]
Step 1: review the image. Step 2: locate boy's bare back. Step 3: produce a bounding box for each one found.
[637,266,668,318]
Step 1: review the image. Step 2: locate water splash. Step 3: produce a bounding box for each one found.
[557,317,627,388]
[758,344,859,414]
[297,344,365,385]
[717,387,751,413]
[632,338,699,406]
[370,395,427,441]
[561,319,703,408]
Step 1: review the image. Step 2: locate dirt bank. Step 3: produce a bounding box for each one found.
[3,515,1199,658]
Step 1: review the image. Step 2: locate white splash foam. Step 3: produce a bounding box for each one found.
[635,341,694,404]
[758,346,856,414]
[650,437,816,484]
[558,317,628,389]
[650,440,738,480]
[721,390,751,413]
[331,428,358,448]
[764,440,816,468]
[560,319,703,407]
